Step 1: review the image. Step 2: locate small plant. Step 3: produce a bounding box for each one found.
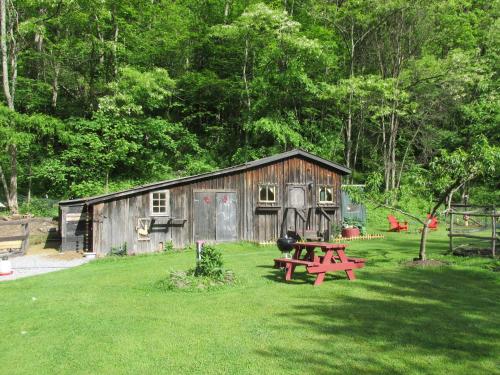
[155,269,236,292]
[342,217,362,229]
[195,245,224,279]
[342,218,367,236]
[110,242,128,256]
[155,245,235,292]
[163,241,174,252]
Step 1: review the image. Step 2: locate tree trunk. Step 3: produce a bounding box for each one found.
[0,0,13,110]
[418,222,429,260]
[242,35,251,145]
[389,114,398,190]
[7,144,18,213]
[396,123,421,189]
[111,7,119,77]
[381,111,390,194]
[51,62,60,110]
[7,0,17,105]
[352,119,364,169]
[94,15,105,66]
[344,23,355,175]
[0,0,18,214]
[224,0,231,24]
[0,164,10,204]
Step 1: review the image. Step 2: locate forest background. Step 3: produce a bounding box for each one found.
[0,0,498,216]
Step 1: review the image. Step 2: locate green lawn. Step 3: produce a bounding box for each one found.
[1,227,499,374]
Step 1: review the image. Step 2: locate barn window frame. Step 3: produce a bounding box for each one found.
[258,184,277,203]
[318,186,334,204]
[150,190,170,216]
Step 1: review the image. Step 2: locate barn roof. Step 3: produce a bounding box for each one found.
[60,149,350,206]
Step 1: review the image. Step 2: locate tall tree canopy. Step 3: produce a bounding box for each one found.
[0,0,498,211]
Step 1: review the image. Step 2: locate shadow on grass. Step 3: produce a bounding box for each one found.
[259,263,358,285]
[256,266,500,374]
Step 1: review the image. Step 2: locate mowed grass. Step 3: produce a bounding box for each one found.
[1,226,499,374]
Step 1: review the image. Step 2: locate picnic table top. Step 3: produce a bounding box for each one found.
[293,241,347,250]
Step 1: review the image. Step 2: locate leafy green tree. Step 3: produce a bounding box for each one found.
[359,137,498,261]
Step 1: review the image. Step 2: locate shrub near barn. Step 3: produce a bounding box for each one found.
[156,245,235,291]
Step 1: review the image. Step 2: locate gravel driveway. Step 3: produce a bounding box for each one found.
[0,254,90,282]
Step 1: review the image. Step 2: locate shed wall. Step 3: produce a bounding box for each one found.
[88,156,343,254]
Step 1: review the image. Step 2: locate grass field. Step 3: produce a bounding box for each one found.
[1,225,499,374]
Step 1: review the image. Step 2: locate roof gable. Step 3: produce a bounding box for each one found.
[60,149,350,206]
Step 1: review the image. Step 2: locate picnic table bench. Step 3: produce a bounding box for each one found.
[274,242,366,286]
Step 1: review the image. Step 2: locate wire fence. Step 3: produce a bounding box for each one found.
[341,190,367,225]
[449,204,498,256]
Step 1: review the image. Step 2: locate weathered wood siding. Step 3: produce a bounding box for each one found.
[60,203,89,251]
[87,156,343,254]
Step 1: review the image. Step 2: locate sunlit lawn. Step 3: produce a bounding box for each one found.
[1,224,499,374]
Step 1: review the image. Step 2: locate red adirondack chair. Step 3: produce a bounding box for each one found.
[387,215,408,232]
[427,214,438,230]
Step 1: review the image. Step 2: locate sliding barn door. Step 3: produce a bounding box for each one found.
[194,192,216,241]
[216,192,237,241]
[193,191,237,242]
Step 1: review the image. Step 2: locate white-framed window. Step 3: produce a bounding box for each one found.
[258,184,277,203]
[318,186,334,204]
[150,190,170,216]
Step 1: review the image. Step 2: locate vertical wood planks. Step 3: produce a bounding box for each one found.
[62,154,347,254]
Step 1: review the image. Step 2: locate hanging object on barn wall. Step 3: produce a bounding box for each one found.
[136,218,152,241]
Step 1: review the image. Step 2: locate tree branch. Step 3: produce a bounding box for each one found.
[374,202,425,224]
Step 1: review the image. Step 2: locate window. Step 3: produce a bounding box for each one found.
[259,184,276,203]
[318,186,334,203]
[151,190,170,216]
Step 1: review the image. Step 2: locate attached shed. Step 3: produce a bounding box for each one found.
[59,149,350,255]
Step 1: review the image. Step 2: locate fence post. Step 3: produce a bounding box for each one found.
[449,210,454,254]
[21,219,30,255]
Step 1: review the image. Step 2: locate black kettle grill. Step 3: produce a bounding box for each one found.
[276,231,300,258]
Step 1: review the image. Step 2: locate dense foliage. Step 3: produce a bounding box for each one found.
[0,0,498,208]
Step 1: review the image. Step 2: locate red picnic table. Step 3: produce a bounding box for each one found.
[274,242,366,286]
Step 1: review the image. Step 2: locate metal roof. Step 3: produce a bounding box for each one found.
[59,149,351,206]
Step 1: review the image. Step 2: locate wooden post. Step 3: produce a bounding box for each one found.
[449,210,454,254]
[21,219,29,255]
[492,207,496,257]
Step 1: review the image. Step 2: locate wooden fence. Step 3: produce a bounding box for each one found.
[0,218,30,256]
[448,205,498,257]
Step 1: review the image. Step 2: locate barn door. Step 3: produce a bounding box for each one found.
[216,192,237,241]
[194,192,216,241]
[286,185,307,236]
[193,191,237,242]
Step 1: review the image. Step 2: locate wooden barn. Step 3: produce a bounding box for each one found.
[58,149,350,255]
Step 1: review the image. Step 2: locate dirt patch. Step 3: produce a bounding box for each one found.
[27,243,83,260]
[404,259,448,267]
